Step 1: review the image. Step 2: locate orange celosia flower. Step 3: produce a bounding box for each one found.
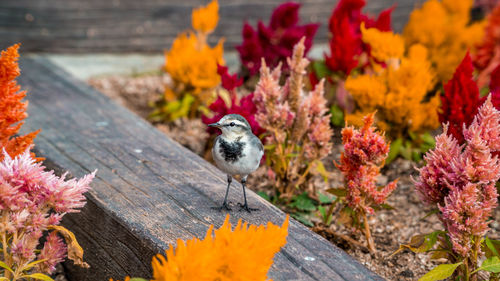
[164,31,224,100]
[403,0,485,82]
[361,23,404,64]
[345,27,440,138]
[192,0,219,34]
[151,215,289,281]
[0,44,40,160]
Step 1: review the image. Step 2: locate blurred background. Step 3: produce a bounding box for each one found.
[0,0,420,53]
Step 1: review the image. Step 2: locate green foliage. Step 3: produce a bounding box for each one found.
[311,61,333,80]
[289,192,316,212]
[150,93,199,122]
[386,132,435,164]
[394,234,500,280]
[330,104,344,127]
[418,262,462,281]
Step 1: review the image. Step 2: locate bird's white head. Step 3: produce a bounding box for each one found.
[208,114,252,139]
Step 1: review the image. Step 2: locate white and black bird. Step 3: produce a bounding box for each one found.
[208,114,264,212]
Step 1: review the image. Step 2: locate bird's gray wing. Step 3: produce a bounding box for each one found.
[250,134,264,152]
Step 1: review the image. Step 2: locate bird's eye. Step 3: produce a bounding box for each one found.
[229,122,235,127]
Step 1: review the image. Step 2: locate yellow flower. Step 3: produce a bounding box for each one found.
[346,38,440,138]
[403,0,484,82]
[361,23,405,63]
[192,0,219,34]
[151,215,289,281]
[164,31,224,97]
[345,74,386,111]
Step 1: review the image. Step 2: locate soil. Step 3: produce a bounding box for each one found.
[88,74,499,281]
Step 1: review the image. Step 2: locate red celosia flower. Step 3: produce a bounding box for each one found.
[236,2,319,76]
[336,113,397,215]
[440,52,482,144]
[473,2,500,76]
[202,66,264,136]
[487,64,500,108]
[325,0,394,75]
[217,64,242,93]
[0,44,40,161]
[416,96,500,257]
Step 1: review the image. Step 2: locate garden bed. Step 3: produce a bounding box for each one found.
[20,56,383,281]
[88,71,500,281]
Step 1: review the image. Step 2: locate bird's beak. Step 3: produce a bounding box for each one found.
[208,122,221,128]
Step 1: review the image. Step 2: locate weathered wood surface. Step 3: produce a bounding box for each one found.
[18,56,384,281]
[1,0,418,53]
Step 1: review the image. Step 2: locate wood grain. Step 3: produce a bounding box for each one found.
[0,0,419,53]
[18,56,384,280]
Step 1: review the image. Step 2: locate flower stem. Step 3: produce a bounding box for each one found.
[2,231,12,280]
[362,212,376,253]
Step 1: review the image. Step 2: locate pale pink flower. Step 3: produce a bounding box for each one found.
[36,232,67,274]
[0,149,95,274]
[415,95,500,257]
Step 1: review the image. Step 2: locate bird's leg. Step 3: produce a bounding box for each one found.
[213,175,232,211]
[238,176,258,213]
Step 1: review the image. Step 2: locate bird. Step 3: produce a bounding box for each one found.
[208,114,264,212]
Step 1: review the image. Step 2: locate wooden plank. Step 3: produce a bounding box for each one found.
[18,56,384,281]
[0,0,418,53]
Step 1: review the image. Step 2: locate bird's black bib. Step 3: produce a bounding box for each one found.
[218,137,245,163]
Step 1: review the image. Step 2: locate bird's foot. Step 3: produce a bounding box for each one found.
[212,202,232,211]
[237,202,259,213]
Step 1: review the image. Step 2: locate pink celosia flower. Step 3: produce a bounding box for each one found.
[253,40,332,195]
[415,125,462,205]
[415,95,500,257]
[0,150,95,275]
[336,113,397,214]
[202,65,265,136]
[440,182,497,257]
[36,232,68,273]
[236,2,319,76]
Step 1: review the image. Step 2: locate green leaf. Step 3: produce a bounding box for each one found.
[21,273,54,281]
[387,138,403,164]
[486,237,500,257]
[257,191,270,201]
[318,192,335,204]
[474,256,500,273]
[401,141,413,160]
[0,260,14,273]
[420,132,436,146]
[412,150,422,162]
[408,131,417,141]
[22,259,47,271]
[326,187,347,198]
[312,60,332,79]
[291,212,314,227]
[129,278,149,281]
[390,231,444,258]
[418,262,462,281]
[289,192,316,211]
[379,203,394,210]
[330,104,344,127]
[314,160,329,182]
[420,209,440,220]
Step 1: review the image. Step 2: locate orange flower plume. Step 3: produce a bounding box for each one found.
[0,44,40,160]
[151,215,289,281]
